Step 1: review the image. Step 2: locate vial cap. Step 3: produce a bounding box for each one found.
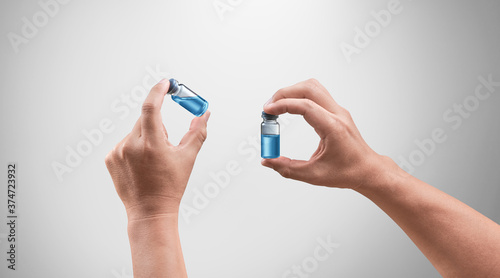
[167,78,179,94]
[262,111,278,120]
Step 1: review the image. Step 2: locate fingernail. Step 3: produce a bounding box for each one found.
[159,78,168,83]
[265,103,274,110]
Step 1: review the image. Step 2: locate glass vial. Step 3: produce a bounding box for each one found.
[167,79,209,117]
[261,112,280,159]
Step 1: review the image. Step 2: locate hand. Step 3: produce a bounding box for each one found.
[105,79,210,221]
[262,79,500,278]
[262,79,396,190]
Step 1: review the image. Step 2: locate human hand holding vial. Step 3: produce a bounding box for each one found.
[261,112,280,159]
[105,77,500,278]
[167,79,209,117]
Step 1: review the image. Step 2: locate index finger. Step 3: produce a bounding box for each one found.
[269,79,341,114]
[264,98,337,139]
[140,79,170,138]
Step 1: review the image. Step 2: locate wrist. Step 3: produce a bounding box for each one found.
[127,212,179,256]
[126,211,184,278]
[125,195,181,222]
[354,155,411,195]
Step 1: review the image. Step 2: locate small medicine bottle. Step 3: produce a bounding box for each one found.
[261,112,280,159]
[167,79,209,117]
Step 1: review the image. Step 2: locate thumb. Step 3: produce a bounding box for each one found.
[179,111,210,154]
[261,156,312,181]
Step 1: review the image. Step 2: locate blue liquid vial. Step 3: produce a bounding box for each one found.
[261,112,280,159]
[167,79,209,117]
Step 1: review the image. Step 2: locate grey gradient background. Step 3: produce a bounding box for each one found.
[1,0,500,277]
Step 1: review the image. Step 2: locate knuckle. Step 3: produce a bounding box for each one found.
[104,151,114,165]
[121,142,133,154]
[303,98,316,109]
[335,118,350,134]
[338,105,351,117]
[304,78,330,99]
[323,115,342,134]
[344,111,354,122]
[306,78,320,87]
[121,141,140,158]
[141,102,158,115]
[141,140,156,155]
[197,128,208,143]
[304,78,320,92]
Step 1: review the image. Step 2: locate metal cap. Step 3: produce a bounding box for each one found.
[262,111,278,120]
[167,78,179,94]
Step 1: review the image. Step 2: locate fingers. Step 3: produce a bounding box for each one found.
[178,110,210,154]
[269,79,341,114]
[264,98,336,138]
[261,156,313,182]
[141,79,170,138]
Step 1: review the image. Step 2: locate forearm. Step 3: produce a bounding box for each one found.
[356,157,500,277]
[127,213,187,278]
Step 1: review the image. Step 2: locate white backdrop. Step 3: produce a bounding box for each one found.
[1,0,499,277]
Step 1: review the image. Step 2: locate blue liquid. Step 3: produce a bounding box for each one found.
[261,134,280,159]
[172,95,209,117]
